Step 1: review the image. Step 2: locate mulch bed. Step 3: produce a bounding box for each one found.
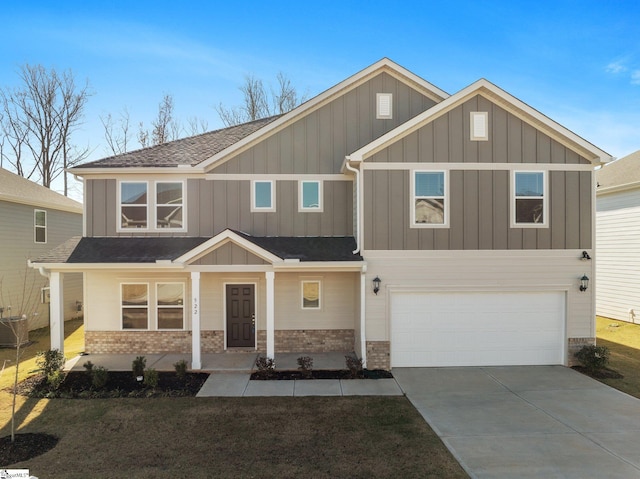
[14,370,209,398]
[250,369,393,380]
[571,365,624,379]
[0,432,58,467]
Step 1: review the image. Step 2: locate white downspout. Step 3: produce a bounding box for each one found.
[344,158,361,254]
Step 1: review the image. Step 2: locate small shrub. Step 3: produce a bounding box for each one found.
[574,345,610,371]
[37,349,65,377]
[91,366,109,389]
[144,368,159,388]
[46,370,65,391]
[174,359,188,380]
[82,361,94,376]
[132,356,146,379]
[345,355,364,379]
[255,356,275,379]
[297,356,313,378]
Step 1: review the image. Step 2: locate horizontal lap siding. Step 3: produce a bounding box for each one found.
[364,170,591,250]
[596,190,640,321]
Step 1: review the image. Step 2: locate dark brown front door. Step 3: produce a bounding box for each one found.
[226,284,255,348]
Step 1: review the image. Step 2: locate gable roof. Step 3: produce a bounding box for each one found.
[0,168,83,213]
[73,116,281,171]
[596,149,640,194]
[345,79,612,166]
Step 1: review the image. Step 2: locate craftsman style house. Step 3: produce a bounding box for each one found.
[33,59,611,369]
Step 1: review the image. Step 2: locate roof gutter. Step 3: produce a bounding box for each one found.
[344,157,361,254]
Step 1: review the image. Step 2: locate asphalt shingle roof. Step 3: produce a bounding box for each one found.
[77,116,281,168]
[596,150,640,190]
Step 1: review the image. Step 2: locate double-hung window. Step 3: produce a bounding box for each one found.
[34,209,47,243]
[513,171,546,226]
[412,171,447,227]
[156,182,183,229]
[301,280,321,310]
[251,180,275,212]
[299,180,322,212]
[120,182,148,229]
[122,283,149,329]
[157,283,184,329]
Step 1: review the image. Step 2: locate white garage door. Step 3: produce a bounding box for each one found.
[391,291,565,367]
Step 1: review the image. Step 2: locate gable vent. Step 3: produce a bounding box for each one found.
[377,93,393,119]
[470,111,488,141]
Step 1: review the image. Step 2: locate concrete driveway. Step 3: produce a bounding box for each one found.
[393,366,640,478]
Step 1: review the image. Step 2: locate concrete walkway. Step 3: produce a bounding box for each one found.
[393,366,640,479]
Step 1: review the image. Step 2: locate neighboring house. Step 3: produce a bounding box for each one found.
[0,168,83,332]
[32,59,611,369]
[595,150,640,323]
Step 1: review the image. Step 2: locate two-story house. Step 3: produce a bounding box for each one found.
[0,167,83,341]
[32,59,610,369]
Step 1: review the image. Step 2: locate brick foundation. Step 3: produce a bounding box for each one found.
[366,341,390,370]
[85,330,225,355]
[567,337,596,366]
[257,329,355,353]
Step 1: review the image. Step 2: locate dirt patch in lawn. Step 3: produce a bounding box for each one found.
[0,433,58,467]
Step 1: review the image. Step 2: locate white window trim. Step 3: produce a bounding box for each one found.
[376,93,393,120]
[121,282,150,331]
[41,287,50,304]
[511,170,548,228]
[410,170,449,228]
[470,111,489,141]
[118,181,149,232]
[301,279,322,310]
[298,180,323,212]
[34,209,47,244]
[156,282,185,330]
[154,180,187,232]
[251,180,276,212]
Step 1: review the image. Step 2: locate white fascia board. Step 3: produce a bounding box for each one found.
[69,166,196,177]
[348,79,612,165]
[29,262,184,271]
[273,261,365,272]
[173,230,283,265]
[596,181,640,196]
[0,195,83,214]
[196,58,449,172]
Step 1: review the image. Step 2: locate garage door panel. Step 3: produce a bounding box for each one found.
[391,291,565,367]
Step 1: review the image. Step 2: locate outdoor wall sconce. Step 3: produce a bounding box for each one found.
[579,274,589,292]
[373,276,381,295]
[76,301,83,312]
[581,251,591,261]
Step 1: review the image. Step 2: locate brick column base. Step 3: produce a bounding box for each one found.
[366,341,390,370]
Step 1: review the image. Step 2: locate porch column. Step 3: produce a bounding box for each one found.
[266,271,275,359]
[49,271,64,354]
[191,272,201,370]
[360,270,367,367]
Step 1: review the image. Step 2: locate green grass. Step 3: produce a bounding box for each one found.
[596,316,640,398]
[0,320,467,478]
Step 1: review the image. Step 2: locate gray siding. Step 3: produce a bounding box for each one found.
[193,243,268,265]
[364,170,592,250]
[86,178,353,237]
[369,95,590,165]
[211,72,438,175]
[0,200,83,329]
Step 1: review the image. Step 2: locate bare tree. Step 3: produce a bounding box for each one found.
[216,72,307,127]
[186,116,209,136]
[138,93,182,148]
[0,64,92,195]
[100,108,131,156]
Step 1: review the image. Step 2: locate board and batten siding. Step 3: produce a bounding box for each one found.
[368,95,591,165]
[85,178,353,238]
[210,72,437,175]
[363,169,592,250]
[596,188,640,322]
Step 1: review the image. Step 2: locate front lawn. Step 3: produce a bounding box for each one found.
[596,316,640,398]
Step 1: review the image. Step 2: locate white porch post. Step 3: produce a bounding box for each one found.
[49,271,64,354]
[266,271,275,359]
[360,270,367,368]
[191,272,201,370]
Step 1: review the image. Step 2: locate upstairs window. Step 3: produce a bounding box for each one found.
[252,180,275,212]
[156,182,183,229]
[122,283,148,330]
[34,209,47,243]
[299,180,322,212]
[412,171,447,227]
[157,283,184,330]
[513,171,546,226]
[120,182,148,229]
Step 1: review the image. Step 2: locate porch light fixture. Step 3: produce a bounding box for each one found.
[373,276,381,295]
[579,274,589,292]
[581,251,591,261]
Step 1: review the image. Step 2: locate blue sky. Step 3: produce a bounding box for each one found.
[2,1,640,196]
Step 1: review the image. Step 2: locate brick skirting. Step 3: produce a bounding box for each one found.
[366,341,390,370]
[85,330,225,355]
[567,337,596,366]
[257,329,355,353]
